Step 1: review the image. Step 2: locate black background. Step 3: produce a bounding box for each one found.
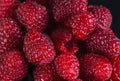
[19,0,120,81]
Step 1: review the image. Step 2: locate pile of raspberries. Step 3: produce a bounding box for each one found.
[0,0,120,81]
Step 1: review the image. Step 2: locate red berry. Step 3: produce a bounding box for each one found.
[0,0,19,19]
[16,1,48,31]
[34,63,64,81]
[110,56,120,81]
[24,29,56,65]
[80,54,112,81]
[51,27,79,53]
[53,0,87,22]
[65,11,96,40]
[0,18,23,54]
[0,50,28,81]
[86,28,120,59]
[54,52,80,80]
[87,5,112,30]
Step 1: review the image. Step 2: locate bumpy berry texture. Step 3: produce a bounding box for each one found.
[87,5,112,30]
[53,0,87,22]
[80,54,112,81]
[110,56,120,81]
[24,29,56,65]
[86,28,120,59]
[16,1,48,31]
[34,63,64,81]
[51,27,79,54]
[0,0,19,19]
[0,50,28,81]
[0,18,23,54]
[54,52,80,80]
[65,11,96,40]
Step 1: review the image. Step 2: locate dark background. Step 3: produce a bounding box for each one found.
[20,0,120,81]
[88,0,120,38]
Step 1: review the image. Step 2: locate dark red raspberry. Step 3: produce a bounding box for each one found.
[24,29,56,65]
[51,27,79,54]
[110,56,120,81]
[53,0,87,22]
[0,0,19,19]
[16,1,48,31]
[0,18,23,54]
[80,54,112,81]
[54,52,80,80]
[87,5,112,30]
[86,28,120,60]
[0,50,28,81]
[65,11,96,40]
[69,78,82,81]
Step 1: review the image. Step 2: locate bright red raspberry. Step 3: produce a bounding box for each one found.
[80,54,112,81]
[16,1,48,31]
[86,28,120,60]
[65,11,96,40]
[53,0,87,22]
[88,5,112,30]
[54,52,80,80]
[33,63,64,81]
[24,29,56,65]
[0,18,23,54]
[51,27,79,54]
[0,50,28,81]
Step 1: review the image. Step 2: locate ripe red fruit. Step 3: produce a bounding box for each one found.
[86,28,120,59]
[24,29,56,65]
[51,27,79,54]
[110,56,120,81]
[65,11,96,40]
[0,18,23,54]
[54,52,80,80]
[34,63,64,81]
[87,5,112,30]
[16,1,48,31]
[80,54,112,81]
[0,0,19,19]
[0,50,28,81]
[53,0,87,22]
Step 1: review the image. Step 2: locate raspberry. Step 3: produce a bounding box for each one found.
[80,54,112,81]
[65,11,96,40]
[0,18,23,54]
[24,29,56,65]
[53,0,87,22]
[33,63,64,81]
[110,56,120,81]
[54,52,80,80]
[16,1,48,31]
[0,0,19,19]
[0,50,28,81]
[51,27,79,54]
[88,5,112,30]
[86,28,120,59]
